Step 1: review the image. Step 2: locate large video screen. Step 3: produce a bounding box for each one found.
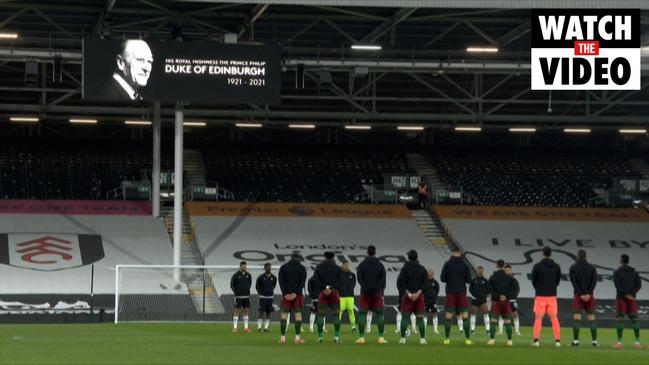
[82,39,281,104]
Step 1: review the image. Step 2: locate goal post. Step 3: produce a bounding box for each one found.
[114,264,266,323]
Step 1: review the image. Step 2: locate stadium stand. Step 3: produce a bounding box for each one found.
[428,148,641,207]
[187,201,448,296]
[0,201,173,296]
[2,142,643,209]
[433,205,649,300]
[202,145,414,203]
[0,140,172,200]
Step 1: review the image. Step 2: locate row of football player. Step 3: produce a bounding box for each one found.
[247,264,519,338]
[229,245,642,348]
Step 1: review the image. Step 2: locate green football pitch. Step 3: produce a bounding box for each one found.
[0,323,647,364]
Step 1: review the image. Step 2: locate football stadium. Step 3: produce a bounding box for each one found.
[0,1,649,364]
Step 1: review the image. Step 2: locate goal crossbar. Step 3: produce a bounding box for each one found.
[114,264,267,324]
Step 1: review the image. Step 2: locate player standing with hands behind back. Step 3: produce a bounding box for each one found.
[531,246,562,347]
[355,245,388,344]
[278,253,307,344]
[613,254,642,349]
[569,250,598,347]
[396,249,428,345]
[313,251,344,343]
[487,260,516,347]
[441,248,473,346]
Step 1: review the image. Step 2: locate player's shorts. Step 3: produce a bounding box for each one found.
[471,298,487,307]
[258,297,274,314]
[509,300,519,312]
[533,296,558,317]
[359,292,384,311]
[425,301,438,314]
[234,297,251,309]
[311,299,319,312]
[340,297,354,312]
[445,294,469,313]
[400,294,425,314]
[318,289,340,309]
[491,299,512,318]
[572,294,596,314]
[615,297,638,316]
[281,294,303,312]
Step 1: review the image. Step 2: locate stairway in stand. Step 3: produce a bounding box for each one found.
[183,149,207,185]
[406,153,446,193]
[411,209,450,260]
[160,205,224,315]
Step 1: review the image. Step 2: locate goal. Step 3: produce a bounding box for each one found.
[114,264,266,323]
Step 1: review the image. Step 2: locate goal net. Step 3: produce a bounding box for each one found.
[114,265,269,323]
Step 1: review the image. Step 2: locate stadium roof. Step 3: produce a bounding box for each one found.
[1,1,649,130]
[185,0,649,9]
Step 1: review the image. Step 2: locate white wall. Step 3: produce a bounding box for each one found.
[192,216,449,295]
[441,218,649,299]
[0,214,174,294]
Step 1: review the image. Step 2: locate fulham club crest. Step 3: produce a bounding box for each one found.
[0,233,105,271]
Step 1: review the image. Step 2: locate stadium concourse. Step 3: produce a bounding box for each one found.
[1,1,649,364]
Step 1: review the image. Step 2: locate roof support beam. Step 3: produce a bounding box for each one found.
[285,18,321,43]
[422,21,460,48]
[593,82,649,116]
[239,4,270,40]
[464,21,496,44]
[313,6,388,21]
[31,8,74,39]
[305,71,369,112]
[407,73,476,114]
[496,23,530,46]
[92,0,117,36]
[323,18,357,43]
[359,8,418,44]
[1,103,648,125]
[0,7,28,28]
[485,86,530,114]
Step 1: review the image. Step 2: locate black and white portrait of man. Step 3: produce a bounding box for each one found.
[102,39,153,100]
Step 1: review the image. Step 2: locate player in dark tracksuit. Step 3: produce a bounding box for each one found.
[256,262,277,332]
[278,253,307,344]
[307,276,322,333]
[502,265,521,336]
[355,244,388,343]
[312,251,344,343]
[230,261,253,333]
[613,254,642,349]
[487,260,516,346]
[469,266,490,334]
[424,270,441,334]
[394,268,417,334]
[569,250,599,347]
[396,249,428,344]
[440,248,472,344]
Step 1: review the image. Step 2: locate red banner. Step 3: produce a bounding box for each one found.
[0,200,151,216]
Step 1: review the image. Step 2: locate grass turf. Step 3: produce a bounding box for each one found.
[0,323,647,364]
